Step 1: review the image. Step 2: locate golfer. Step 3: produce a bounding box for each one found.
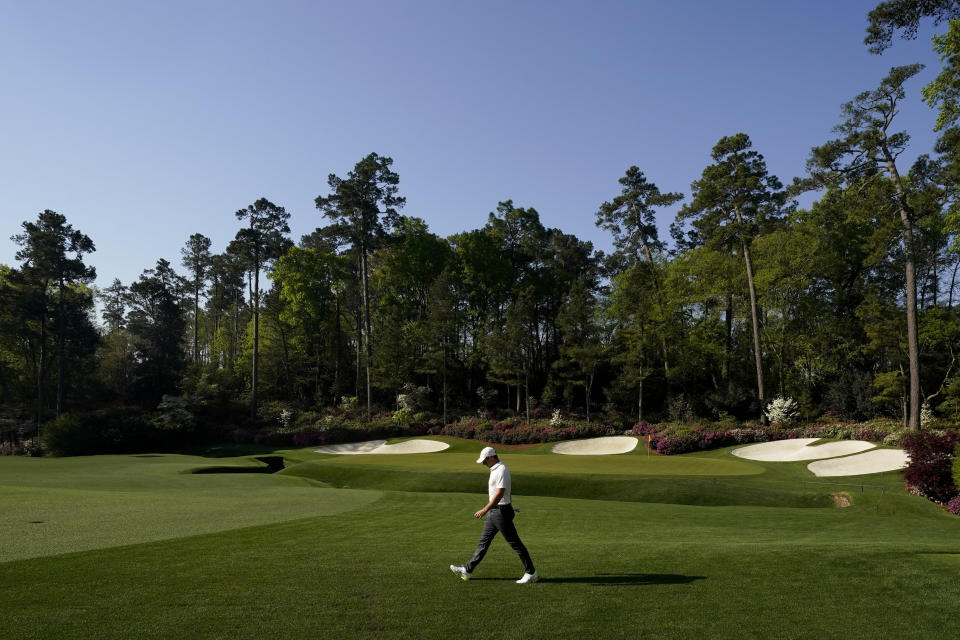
[450,446,539,583]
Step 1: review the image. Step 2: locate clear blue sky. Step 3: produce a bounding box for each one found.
[0,0,947,291]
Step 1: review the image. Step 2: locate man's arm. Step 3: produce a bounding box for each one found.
[475,488,505,519]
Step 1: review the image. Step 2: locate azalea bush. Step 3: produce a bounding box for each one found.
[625,418,906,456]
[901,430,960,505]
[437,417,614,445]
[947,495,960,516]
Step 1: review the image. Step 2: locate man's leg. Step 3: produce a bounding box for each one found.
[464,512,500,573]
[498,506,535,575]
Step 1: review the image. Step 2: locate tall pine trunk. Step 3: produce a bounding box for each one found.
[56,279,65,417]
[37,290,47,435]
[251,261,260,420]
[741,240,766,422]
[333,293,341,399]
[639,232,670,378]
[360,247,372,419]
[638,378,643,423]
[884,147,921,430]
[193,283,200,365]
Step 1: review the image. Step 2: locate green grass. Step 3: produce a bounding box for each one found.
[1,437,959,639]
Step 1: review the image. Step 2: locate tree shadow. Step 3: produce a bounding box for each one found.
[541,573,706,586]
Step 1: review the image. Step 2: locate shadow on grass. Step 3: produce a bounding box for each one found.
[190,456,286,474]
[541,573,706,586]
[471,573,705,586]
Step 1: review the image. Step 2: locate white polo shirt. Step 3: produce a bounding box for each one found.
[488,461,512,505]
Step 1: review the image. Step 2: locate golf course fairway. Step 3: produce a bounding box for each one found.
[1,436,958,639]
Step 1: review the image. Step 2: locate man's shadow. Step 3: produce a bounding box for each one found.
[471,574,705,586]
[541,573,706,586]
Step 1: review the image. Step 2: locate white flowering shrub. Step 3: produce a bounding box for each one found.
[550,409,563,427]
[397,384,430,411]
[764,396,799,425]
[920,402,934,429]
[153,395,196,432]
[21,439,44,457]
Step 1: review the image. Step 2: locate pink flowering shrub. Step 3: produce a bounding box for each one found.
[438,419,613,445]
[946,495,960,516]
[625,419,904,456]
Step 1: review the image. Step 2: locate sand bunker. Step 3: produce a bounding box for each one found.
[731,438,876,461]
[314,439,450,454]
[807,449,910,477]
[551,436,638,455]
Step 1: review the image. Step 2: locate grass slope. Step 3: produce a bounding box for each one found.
[0,454,381,562]
[1,437,958,639]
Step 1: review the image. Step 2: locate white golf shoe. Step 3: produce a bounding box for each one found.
[449,565,471,581]
[516,571,539,584]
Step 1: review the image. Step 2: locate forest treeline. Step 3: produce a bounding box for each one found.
[4,1,960,440]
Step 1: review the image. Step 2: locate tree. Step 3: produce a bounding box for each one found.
[372,216,452,394]
[555,278,604,422]
[596,167,682,378]
[270,246,345,404]
[315,153,405,417]
[126,259,187,406]
[181,233,212,366]
[606,264,663,422]
[865,0,960,54]
[101,279,127,333]
[207,249,247,370]
[422,267,461,424]
[488,286,539,419]
[12,210,96,427]
[98,279,133,398]
[808,64,927,429]
[676,134,784,421]
[233,199,291,418]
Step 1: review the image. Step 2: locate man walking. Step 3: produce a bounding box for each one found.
[450,446,539,583]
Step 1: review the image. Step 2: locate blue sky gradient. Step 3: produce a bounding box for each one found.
[0,1,948,289]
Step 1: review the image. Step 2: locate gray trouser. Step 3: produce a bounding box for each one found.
[464,504,535,575]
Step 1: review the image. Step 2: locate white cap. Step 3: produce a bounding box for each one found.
[476,446,497,463]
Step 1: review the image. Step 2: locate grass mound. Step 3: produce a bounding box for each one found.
[280,462,831,507]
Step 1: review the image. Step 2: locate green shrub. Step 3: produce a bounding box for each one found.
[396,384,430,411]
[43,409,155,456]
[42,401,229,456]
[293,411,324,431]
[391,408,414,426]
[257,401,297,426]
[153,396,198,432]
[883,431,904,447]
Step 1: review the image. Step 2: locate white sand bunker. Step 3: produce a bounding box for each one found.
[551,436,638,455]
[315,439,450,454]
[731,438,875,461]
[807,449,910,477]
